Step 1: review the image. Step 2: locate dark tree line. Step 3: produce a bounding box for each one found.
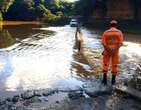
[73,0,141,19]
[0,0,15,20]
[0,0,74,22]
[1,0,141,21]
[130,0,141,19]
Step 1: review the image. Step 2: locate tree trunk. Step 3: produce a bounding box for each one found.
[130,0,140,19]
[134,4,139,19]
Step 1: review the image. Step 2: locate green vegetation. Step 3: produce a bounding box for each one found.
[0,30,16,48]
[0,0,15,20]
[0,0,74,25]
[73,0,105,18]
[0,0,15,12]
[0,11,3,21]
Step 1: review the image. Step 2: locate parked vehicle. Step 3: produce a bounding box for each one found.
[70,19,78,27]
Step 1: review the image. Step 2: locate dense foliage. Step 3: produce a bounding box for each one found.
[130,0,141,19]
[0,11,3,20]
[0,0,73,23]
[0,0,15,12]
[0,0,15,20]
[0,0,141,22]
[73,0,96,17]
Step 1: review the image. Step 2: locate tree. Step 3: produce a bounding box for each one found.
[5,0,36,20]
[0,0,15,12]
[59,0,73,16]
[0,0,15,20]
[0,11,3,20]
[0,0,73,22]
[73,0,97,18]
[130,0,141,19]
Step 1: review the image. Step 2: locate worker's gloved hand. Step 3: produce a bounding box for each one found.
[102,51,104,55]
[108,48,116,55]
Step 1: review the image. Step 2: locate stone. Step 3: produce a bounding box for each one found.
[23,100,31,106]
[83,81,112,97]
[0,100,6,106]
[38,96,48,102]
[12,95,20,103]
[115,85,141,101]
[68,91,83,100]
[21,91,34,99]
[34,90,42,96]
[42,89,56,96]
[28,96,41,103]
[6,98,12,102]
[56,101,59,103]
[58,86,82,92]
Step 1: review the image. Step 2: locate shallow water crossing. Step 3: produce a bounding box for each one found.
[0,25,94,99]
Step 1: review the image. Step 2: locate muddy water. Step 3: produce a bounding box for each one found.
[0,23,93,99]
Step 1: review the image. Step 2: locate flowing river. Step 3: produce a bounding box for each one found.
[0,23,93,99]
[0,22,141,102]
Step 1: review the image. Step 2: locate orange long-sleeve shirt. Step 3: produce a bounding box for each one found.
[102,27,124,50]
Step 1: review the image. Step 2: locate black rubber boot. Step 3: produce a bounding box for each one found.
[111,75,116,85]
[102,74,107,85]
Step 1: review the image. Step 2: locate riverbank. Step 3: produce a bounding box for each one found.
[0,21,42,26]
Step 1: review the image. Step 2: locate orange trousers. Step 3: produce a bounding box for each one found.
[103,50,119,75]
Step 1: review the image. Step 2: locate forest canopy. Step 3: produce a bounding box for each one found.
[0,0,141,22]
[0,0,74,23]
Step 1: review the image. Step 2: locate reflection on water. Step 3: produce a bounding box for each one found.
[72,52,93,79]
[0,21,43,48]
[0,30,15,48]
[0,21,41,26]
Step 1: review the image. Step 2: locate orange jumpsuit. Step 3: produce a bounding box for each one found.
[102,27,123,75]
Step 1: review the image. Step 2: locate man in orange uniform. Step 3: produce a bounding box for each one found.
[102,20,124,85]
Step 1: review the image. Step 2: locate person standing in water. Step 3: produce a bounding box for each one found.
[102,20,124,85]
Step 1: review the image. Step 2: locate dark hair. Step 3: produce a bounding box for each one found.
[77,26,81,33]
[110,23,117,27]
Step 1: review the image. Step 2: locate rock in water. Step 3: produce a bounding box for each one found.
[21,91,34,99]
[82,81,112,97]
[68,91,83,100]
[42,89,57,96]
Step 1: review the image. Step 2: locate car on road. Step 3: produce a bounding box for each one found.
[70,19,78,27]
